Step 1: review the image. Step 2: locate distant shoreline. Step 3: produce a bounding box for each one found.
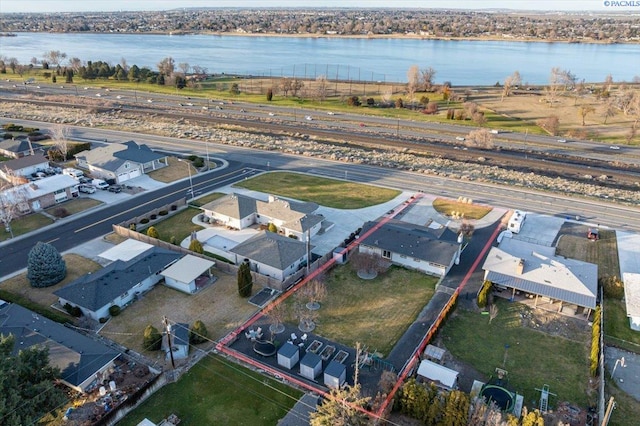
[19,30,634,45]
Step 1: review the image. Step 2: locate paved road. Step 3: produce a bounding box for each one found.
[0,161,258,277]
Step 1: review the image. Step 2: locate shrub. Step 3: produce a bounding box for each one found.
[27,242,67,288]
[99,317,108,324]
[169,236,177,245]
[108,305,121,317]
[63,303,82,317]
[147,226,159,239]
[129,223,136,231]
[193,157,204,168]
[477,280,492,308]
[601,276,624,299]
[190,320,209,344]
[268,223,278,233]
[159,210,168,216]
[143,325,162,351]
[139,218,149,224]
[52,207,69,218]
[189,239,203,254]
[187,155,198,162]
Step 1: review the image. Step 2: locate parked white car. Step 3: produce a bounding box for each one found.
[78,184,96,194]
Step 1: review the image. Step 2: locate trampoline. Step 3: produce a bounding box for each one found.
[480,385,515,412]
[253,340,277,357]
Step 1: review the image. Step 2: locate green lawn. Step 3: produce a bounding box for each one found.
[234,172,400,209]
[555,230,619,280]
[604,299,640,350]
[0,213,53,242]
[432,198,492,220]
[118,355,303,426]
[147,207,204,244]
[605,377,640,426]
[297,266,437,357]
[439,299,591,408]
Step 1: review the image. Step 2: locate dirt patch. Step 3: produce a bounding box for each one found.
[518,305,591,341]
[100,271,260,367]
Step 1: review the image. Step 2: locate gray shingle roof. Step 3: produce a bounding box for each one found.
[359,220,460,267]
[0,139,42,154]
[54,247,182,311]
[75,141,165,172]
[0,302,120,388]
[201,193,257,220]
[1,153,49,171]
[482,238,598,309]
[230,231,309,270]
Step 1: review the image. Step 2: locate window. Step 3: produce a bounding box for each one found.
[382,250,391,259]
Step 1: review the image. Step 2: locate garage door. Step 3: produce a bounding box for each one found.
[117,168,142,183]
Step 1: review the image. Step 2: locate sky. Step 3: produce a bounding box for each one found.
[0,1,625,14]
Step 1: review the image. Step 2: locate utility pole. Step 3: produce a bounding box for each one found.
[601,397,615,426]
[163,316,175,369]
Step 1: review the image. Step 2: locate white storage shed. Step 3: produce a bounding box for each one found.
[277,342,300,370]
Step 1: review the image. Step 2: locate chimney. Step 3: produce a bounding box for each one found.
[516,258,524,275]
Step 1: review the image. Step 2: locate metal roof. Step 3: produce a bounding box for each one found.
[483,242,598,309]
[623,273,640,318]
[161,255,215,284]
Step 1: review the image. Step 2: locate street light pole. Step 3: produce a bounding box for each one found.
[178,159,194,202]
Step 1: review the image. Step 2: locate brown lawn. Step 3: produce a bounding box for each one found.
[555,229,619,279]
[147,156,199,183]
[100,271,260,357]
[0,254,102,307]
[432,197,492,220]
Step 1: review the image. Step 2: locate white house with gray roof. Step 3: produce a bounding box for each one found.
[54,247,182,321]
[200,193,323,242]
[358,219,462,277]
[0,300,120,393]
[482,237,598,317]
[230,231,311,281]
[75,141,167,184]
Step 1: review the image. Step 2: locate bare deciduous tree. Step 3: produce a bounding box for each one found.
[302,278,327,310]
[420,66,437,91]
[501,70,521,101]
[178,62,190,75]
[267,301,287,334]
[157,56,175,77]
[0,181,29,239]
[579,105,595,126]
[406,64,420,107]
[51,124,71,161]
[466,128,494,149]
[42,50,67,67]
[315,75,328,102]
[349,251,389,278]
[537,115,560,136]
[489,304,499,323]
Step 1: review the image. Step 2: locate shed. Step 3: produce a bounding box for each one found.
[300,352,322,380]
[417,359,459,390]
[323,360,346,389]
[160,255,215,294]
[277,342,300,369]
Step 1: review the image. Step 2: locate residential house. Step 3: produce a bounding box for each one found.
[200,193,323,241]
[0,138,43,158]
[54,247,182,321]
[160,254,215,294]
[0,300,120,393]
[0,174,79,213]
[230,231,311,281]
[0,153,49,180]
[358,219,462,277]
[482,237,598,317]
[75,141,167,184]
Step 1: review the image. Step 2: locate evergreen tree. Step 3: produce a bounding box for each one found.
[188,239,203,254]
[237,261,253,297]
[441,390,470,426]
[147,226,159,239]
[27,241,66,288]
[0,334,67,425]
[143,325,162,351]
[189,320,209,344]
[310,383,370,426]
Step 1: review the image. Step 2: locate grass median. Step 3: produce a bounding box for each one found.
[234,172,401,209]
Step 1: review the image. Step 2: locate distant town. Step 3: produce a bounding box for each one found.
[2,8,639,43]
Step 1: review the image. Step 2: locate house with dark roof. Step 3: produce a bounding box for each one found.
[482,237,598,317]
[54,247,182,321]
[75,141,167,184]
[200,193,323,241]
[230,231,311,281]
[0,153,49,180]
[358,220,462,277]
[0,138,44,158]
[0,300,120,393]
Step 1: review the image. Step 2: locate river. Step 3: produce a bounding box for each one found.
[0,32,637,85]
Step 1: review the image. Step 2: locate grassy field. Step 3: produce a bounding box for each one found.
[234,172,401,209]
[0,254,102,316]
[145,207,203,244]
[432,197,492,220]
[118,354,302,426]
[0,213,53,241]
[555,229,620,279]
[440,298,591,407]
[192,192,226,207]
[604,299,640,349]
[293,266,437,357]
[147,156,198,183]
[45,198,102,216]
